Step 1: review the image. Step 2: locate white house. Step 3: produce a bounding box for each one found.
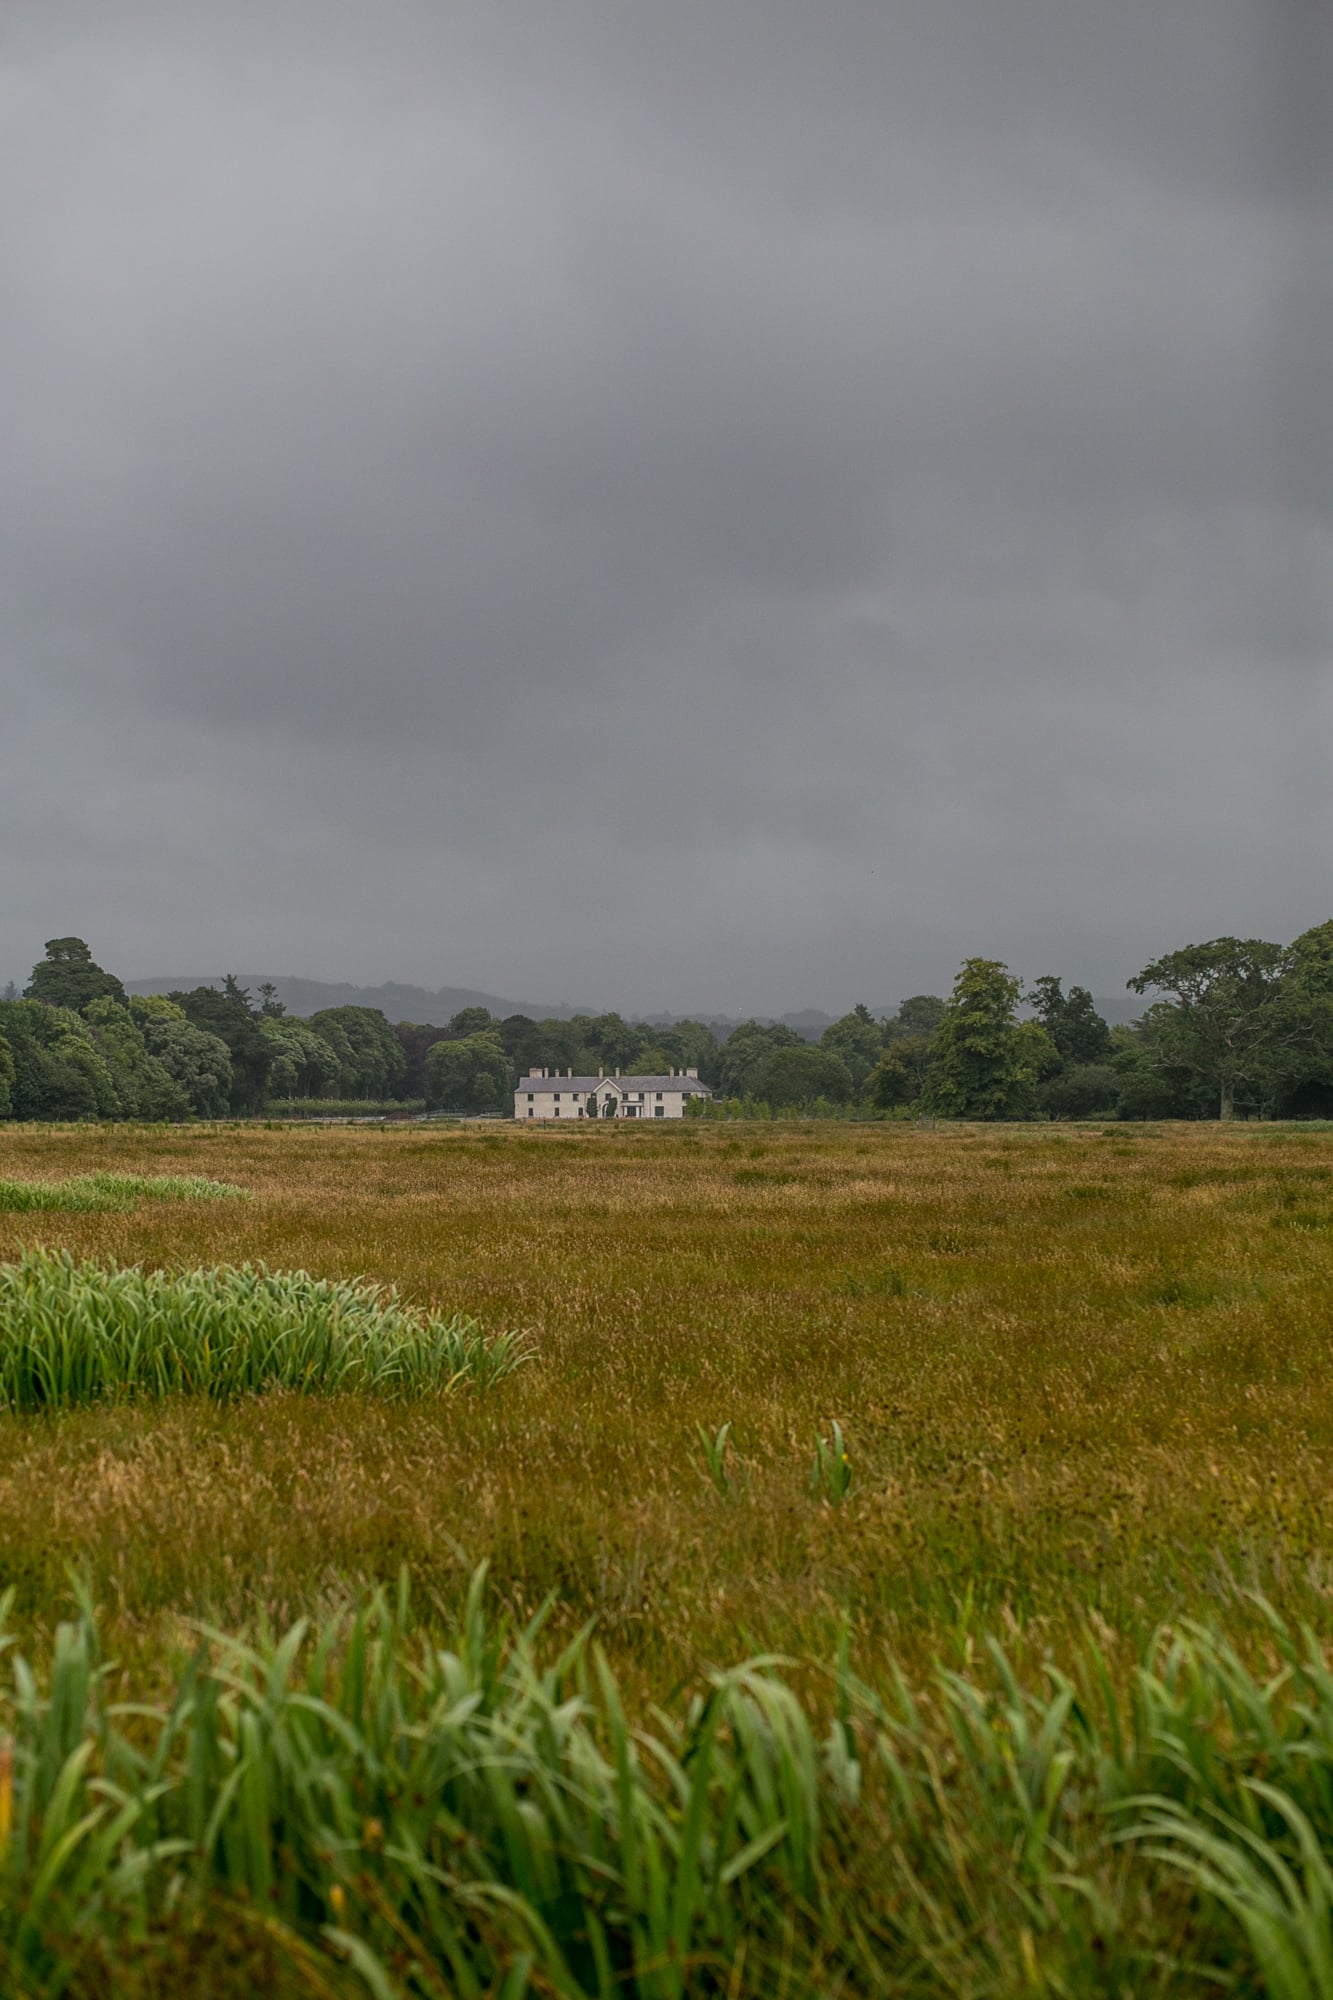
[515,1068,712,1121]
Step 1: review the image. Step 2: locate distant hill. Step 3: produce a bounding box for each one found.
[1091,994,1145,1027]
[123,979,1143,1037]
[126,975,589,1027]
[124,976,843,1039]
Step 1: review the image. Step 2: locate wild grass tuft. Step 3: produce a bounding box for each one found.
[0,1249,529,1411]
[811,1421,853,1504]
[0,1173,248,1214]
[693,1420,748,1498]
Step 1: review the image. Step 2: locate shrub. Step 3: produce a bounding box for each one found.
[1037,1061,1121,1118]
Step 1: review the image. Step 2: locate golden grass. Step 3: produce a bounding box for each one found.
[1,1118,1331,1695]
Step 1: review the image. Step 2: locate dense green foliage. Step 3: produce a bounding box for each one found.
[0,1250,528,1411]
[751,1042,853,1108]
[170,979,276,1112]
[424,1029,512,1111]
[258,1014,342,1098]
[307,1005,408,1100]
[22,936,126,1014]
[10,921,1333,1123]
[918,961,1057,1119]
[130,995,234,1116]
[8,1576,1333,1996]
[80,999,191,1120]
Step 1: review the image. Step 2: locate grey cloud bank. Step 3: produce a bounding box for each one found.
[3,2,1330,1013]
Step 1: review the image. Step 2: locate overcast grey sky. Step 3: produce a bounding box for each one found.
[4,1,1330,1013]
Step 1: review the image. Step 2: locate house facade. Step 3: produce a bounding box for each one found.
[515,1068,712,1121]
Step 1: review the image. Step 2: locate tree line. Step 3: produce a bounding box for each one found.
[2,926,1332,1122]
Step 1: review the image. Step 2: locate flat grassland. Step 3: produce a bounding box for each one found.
[2,1116,1330,1687]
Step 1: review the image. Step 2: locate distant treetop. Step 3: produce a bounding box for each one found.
[24,937,127,1013]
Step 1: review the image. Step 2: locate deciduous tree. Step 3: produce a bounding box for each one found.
[171,983,275,1112]
[131,997,233,1117]
[0,1000,121,1118]
[306,1006,407,1099]
[867,1035,932,1110]
[921,960,1057,1119]
[717,1021,803,1096]
[1027,977,1112,1065]
[259,1016,342,1098]
[752,1045,853,1109]
[83,998,191,1119]
[425,1033,511,1112]
[820,1008,884,1092]
[1127,939,1292,1120]
[885,995,946,1042]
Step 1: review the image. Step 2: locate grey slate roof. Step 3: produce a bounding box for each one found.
[517,1074,711,1095]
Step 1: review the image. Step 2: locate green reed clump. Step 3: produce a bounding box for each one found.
[0,1569,843,2000]
[0,1249,528,1411]
[6,1583,1333,1998]
[0,1173,248,1214]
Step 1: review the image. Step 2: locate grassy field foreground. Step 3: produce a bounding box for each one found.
[2,1118,1333,1995]
[2,1118,1330,1670]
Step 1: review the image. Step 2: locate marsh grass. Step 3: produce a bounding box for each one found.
[0,1250,529,1411]
[0,1173,247,1214]
[0,1121,1331,1674]
[9,1576,1333,1997]
[1,1120,1333,1990]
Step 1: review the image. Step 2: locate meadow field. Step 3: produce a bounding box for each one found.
[3,1118,1333,1996]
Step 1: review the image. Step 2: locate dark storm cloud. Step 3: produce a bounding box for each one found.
[2,1,1329,1009]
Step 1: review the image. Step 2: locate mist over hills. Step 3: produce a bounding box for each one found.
[125,973,842,1037]
[125,974,1144,1037]
[125,975,586,1027]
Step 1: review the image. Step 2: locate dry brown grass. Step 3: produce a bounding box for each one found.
[2,1117,1332,1693]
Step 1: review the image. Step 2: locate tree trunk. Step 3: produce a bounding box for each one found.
[1220,1076,1235,1120]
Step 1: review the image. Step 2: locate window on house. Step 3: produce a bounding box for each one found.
[655,1105,665,1117]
